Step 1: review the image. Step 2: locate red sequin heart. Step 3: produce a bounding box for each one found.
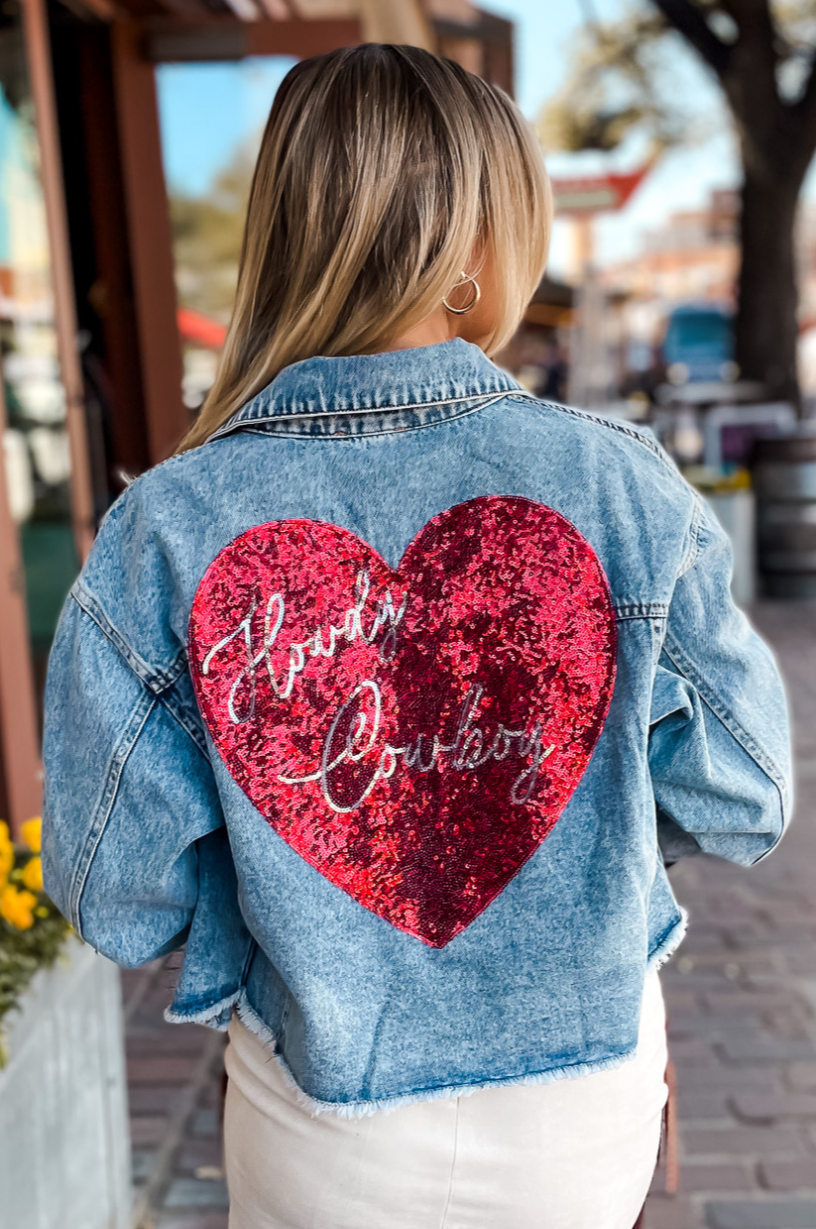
[189,496,616,947]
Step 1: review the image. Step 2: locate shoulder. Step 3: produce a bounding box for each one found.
[504,392,679,473]
[100,441,233,526]
[494,393,703,579]
[505,391,697,498]
[88,434,254,565]
[71,445,229,671]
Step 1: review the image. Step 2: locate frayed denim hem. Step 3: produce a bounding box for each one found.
[226,991,641,1120]
[647,909,688,973]
[163,987,242,1032]
[161,939,680,1120]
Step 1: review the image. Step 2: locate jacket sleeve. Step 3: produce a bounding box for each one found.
[42,584,225,967]
[648,498,793,866]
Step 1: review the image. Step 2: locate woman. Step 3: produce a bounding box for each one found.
[42,44,791,1229]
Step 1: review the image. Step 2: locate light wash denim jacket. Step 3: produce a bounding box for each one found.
[42,339,792,1115]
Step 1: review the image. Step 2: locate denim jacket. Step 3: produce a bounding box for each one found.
[42,339,792,1115]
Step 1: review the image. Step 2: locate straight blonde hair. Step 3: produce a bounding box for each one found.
[179,43,552,451]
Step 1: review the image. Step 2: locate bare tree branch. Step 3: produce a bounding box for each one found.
[648,0,731,75]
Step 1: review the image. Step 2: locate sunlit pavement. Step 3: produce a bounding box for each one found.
[122,601,816,1229]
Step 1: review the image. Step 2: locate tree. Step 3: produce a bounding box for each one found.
[169,139,257,321]
[542,0,816,406]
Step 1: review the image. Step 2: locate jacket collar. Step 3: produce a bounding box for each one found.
[209,339,525,440]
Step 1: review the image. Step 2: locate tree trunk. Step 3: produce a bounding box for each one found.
[735,168,802,408]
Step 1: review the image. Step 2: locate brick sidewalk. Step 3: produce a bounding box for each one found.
[122,962,228,1229]
[123,600,816,1229]
[644,601,816,1229]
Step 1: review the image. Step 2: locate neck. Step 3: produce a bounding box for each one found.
[378,308,456,353]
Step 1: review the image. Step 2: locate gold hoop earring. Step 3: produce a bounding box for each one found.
[443,271,481,315]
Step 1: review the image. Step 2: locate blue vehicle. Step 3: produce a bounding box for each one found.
[662,303,736,384]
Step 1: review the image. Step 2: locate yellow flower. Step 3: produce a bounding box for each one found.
[0,834,13,885]
[21,856,43,893]
[0,885,37,930]
[21,817,42,854]
[0,821,9,842]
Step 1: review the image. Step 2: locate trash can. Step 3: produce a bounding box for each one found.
[754,432,816,599]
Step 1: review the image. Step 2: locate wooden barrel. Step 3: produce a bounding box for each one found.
[754,432,816,598]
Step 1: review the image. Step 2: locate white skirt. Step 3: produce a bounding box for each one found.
[223,969,667,1229]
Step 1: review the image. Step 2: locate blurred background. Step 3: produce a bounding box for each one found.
[0,3,815,1229]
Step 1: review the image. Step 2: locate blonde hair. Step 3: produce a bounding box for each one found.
[179,43,552,451]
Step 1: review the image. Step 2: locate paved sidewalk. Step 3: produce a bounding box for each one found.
[124,601,816,1229]
[122,962,228,1229]
[644,601,816,1229]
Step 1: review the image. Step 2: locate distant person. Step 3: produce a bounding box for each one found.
[542,339,569,400]
[41,44,792,1229]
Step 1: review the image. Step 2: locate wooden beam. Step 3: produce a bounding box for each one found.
[143,16,361,62]
[110,22,189,463]
[60,0,121,23]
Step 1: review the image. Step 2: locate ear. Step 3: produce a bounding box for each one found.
[454,242,498,350]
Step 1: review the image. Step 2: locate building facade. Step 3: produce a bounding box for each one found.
[0,0,514,832]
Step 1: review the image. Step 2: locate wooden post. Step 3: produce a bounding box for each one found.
[110,21,189,464]
[21,0,95,563]
[78,29,152,478]
[0,374,43,836]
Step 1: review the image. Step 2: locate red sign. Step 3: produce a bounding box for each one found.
[177,306,227,349]
[550,166,650,216]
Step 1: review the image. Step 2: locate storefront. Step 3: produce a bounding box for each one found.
[0,0,513,832]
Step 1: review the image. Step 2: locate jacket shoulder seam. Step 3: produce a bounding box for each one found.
[69,687,157,934]
[71,583,185,695]
[509,397,701,581]
[157,683,210,759]
[71,587,209,759]
[511,395,681,477]
[678,493,705,578]
[102,450,194,508]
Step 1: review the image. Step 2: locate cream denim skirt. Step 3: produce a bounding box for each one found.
[223,969,667,1229]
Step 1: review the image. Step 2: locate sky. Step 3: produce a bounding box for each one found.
[155,0,747,276]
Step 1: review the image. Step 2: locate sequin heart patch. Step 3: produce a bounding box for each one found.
[189,496,616,947]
